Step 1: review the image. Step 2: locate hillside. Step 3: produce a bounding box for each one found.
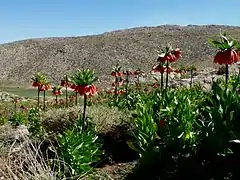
[1,24,240,86]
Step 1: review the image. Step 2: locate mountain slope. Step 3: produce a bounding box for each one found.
[1,25,240,85]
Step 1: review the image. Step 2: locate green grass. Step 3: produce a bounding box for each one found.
[0,86,74,98]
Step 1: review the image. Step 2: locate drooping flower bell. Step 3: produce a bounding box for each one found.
[158,44,182,63]
[209,32,239,65]
[214,49,238,65]
[152,64,174,74]
[71,68,98,97]
[75,84,97,97]
[208,32,240,83]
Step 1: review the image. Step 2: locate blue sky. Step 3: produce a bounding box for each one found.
[0,0,239,44]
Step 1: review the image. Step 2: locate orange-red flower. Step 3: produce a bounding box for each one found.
[116,90,126,95]
[75,84,97,96]
[111,72,123,77]
[52,90,62,96]
[174,48,181,59]
[39,84,51,91]
[152,65,166,74]
[158,48,181,63]
[32,82,41,87]
[70,84,76,90]
[214,49,238,65]
[152,65,174,74]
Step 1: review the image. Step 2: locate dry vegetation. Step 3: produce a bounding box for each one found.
[1,25,240,86]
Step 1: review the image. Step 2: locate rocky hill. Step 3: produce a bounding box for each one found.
[1,24,240,85]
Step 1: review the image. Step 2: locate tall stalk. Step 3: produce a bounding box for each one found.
[161,73,164,90]
[37,86,40,107]
[75,91,78,106]
[165,60,169,89]
[82,94,87,133]
[65,75,68,108]
[43,90,46,111]
[125,73,130,110]
[114,77,118,99]
[55,95,58,104]
[225,64,229,84]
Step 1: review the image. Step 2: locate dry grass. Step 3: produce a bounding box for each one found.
[0,126,71,180]
[41,105,130,134]
[1,25,240,87]
[0,103,132,179]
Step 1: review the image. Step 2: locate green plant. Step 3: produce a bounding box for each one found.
[71,68,98,132]
[31,72,49,108]
[203,76,240,155]
[57,116,103,177]
[208,32,240,83]
[127,92,158,157]
[9,111,28,126]
[28,107,43,137]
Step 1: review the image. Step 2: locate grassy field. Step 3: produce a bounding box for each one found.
[0,85,74,98]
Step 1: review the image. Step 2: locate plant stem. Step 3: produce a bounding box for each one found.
[114,77,118,101]
[225,64,229,84]
[82,94,87,133]
[166,60,169,89]
[161,73,164,90]
[55,95,58,104]
[75,91,78,106]
[43,90,46,111]
[125,74,129,110]
[37,86,40,107]
[190,69,193,87]
[65,75,68,108]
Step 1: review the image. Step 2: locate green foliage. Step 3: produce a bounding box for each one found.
[108,87,143,110]
[127,75,240,178]
[127,92,158,157]
[9,111,28,126]
[71,68,98,86]
[202,75,240,155]
[128,86,207,158]
[208,32,240,50]
[57,116,103,177]
[27,107,43,137]
[31,72,49,84]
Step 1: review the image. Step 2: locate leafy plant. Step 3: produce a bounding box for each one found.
[9,111,28,126]
[71,68,98,132]
[208,32,239,83]
[28,107,43,137]
[127,93,158,157]
[57,116,103,177]
[31,72,49,108]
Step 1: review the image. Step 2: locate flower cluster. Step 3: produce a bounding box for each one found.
[71,68,98,97]
[52,85,62,96]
